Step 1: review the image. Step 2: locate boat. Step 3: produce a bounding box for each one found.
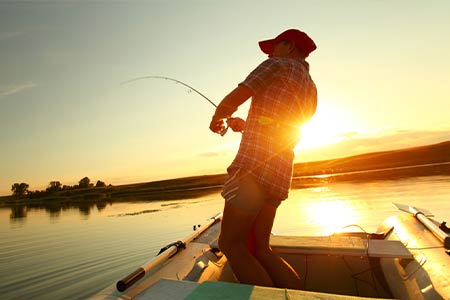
[89,203,450,300]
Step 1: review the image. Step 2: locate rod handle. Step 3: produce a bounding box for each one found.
[116,267,145,292]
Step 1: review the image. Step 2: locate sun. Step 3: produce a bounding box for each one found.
[295,101,360,152]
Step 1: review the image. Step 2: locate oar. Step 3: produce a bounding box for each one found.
[393,203,450,249]
[116,212,223,292]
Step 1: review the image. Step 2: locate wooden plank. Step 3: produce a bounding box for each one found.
[367,240,413,259]
[270,235,367,256]
[270,235,413,259]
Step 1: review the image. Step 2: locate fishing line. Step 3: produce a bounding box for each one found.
[121,75,218,108]
[121,75,229,136]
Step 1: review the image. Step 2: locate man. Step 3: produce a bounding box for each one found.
[209,29,317,288]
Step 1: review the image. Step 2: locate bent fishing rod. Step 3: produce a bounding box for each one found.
[122,75,230,136]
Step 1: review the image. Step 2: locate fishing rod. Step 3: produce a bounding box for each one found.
[122,75,218,108]
[122,75,229,136]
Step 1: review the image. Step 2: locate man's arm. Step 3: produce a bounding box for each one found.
[209,85,253,134]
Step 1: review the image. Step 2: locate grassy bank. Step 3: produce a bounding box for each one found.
[1,140,449,208]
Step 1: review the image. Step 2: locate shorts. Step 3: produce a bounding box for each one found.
[221,169,282,212]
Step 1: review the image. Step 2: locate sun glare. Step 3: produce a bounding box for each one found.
[295,102,359,151]
[306,200,358,235]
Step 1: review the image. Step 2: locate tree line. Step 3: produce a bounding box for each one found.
[11,177,108,198]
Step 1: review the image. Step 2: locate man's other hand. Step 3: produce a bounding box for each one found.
[227,117,245,132]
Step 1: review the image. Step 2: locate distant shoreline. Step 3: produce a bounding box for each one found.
[1,140,449,208]
[291,162,450,189]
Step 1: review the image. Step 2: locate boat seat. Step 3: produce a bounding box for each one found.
[270,235,413,259]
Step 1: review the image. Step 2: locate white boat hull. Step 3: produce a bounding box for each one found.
[380,214,450,300]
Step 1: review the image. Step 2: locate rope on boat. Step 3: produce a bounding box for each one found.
[284,288,292,300]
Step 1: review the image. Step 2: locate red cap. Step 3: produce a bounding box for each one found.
[258,29,317,56]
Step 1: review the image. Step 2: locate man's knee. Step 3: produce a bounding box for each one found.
[253,246,272,261]
[219,231,249,256]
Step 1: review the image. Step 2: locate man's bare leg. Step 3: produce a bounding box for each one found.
[219,200,274,287]
[253,202,302,289]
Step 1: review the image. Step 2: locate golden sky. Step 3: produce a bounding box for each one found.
[1,1,449,195]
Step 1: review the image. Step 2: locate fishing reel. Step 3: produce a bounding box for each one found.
[219,125,229,136]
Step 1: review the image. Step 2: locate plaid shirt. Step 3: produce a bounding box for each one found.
[228,57,317,200]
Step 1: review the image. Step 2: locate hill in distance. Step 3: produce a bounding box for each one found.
[1,140,449,205]
[293,140,450,177]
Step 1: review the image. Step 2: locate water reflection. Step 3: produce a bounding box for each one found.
[78,204,92,216]
[96,202,107,211]
[10,205,27,221]
[6,195,217,222]
[4,165,449,223]
[4,185,223,221]
[46,204,62,218]
[7,201,114,222]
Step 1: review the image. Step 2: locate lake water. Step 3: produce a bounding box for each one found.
[1,175,449,300]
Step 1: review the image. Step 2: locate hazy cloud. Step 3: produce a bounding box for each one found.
[0,31,23,41]
[342,129,450,152]
[198,141,240,158]
[0,82,37,99]
[297,129,450,162]
[199,151,221,157]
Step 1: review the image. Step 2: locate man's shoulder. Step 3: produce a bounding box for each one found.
[256,57,282,68]
[260,57,308,71]
[253,58,292,73]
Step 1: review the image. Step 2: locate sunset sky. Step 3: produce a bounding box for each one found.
[1,1,449,195]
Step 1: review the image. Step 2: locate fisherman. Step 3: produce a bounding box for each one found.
[209,29,318,288]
